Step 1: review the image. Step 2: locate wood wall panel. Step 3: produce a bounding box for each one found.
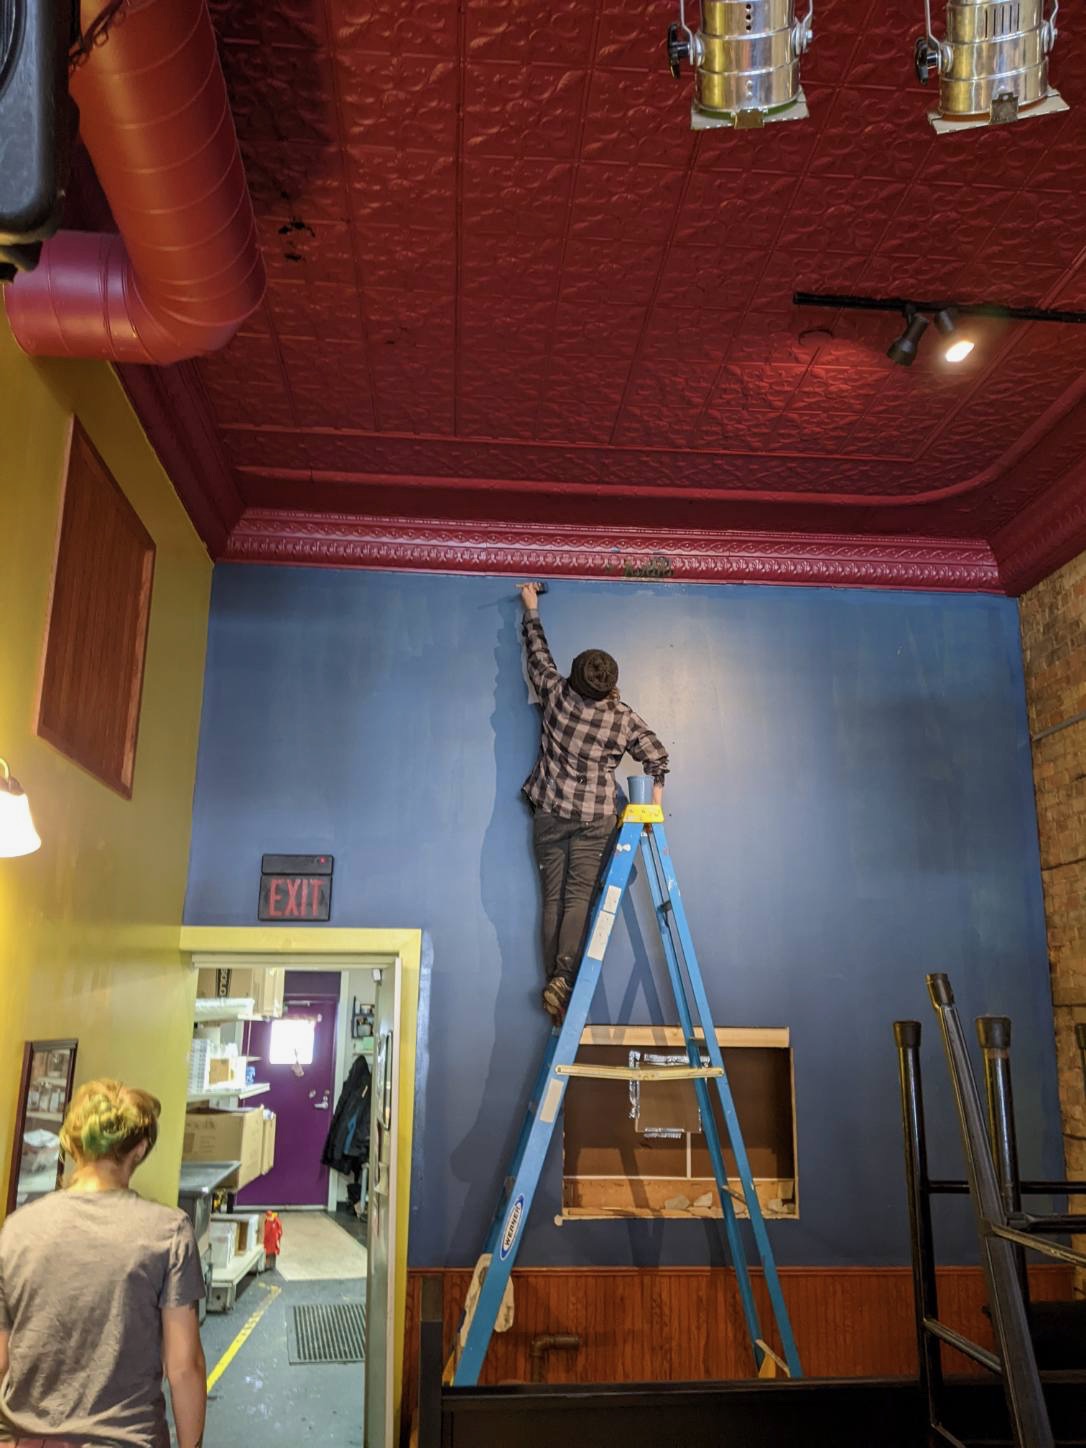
[401,1265,1071,1444]
[37,419,155,797]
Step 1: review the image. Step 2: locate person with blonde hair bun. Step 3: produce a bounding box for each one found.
[0,1080,207,1447]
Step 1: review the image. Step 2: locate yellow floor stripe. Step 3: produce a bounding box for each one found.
[206,1281,282,1392]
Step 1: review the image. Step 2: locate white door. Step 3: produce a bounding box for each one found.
[365,963,400,1447]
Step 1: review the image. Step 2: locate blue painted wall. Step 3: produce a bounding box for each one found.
[184,566,1060,1268]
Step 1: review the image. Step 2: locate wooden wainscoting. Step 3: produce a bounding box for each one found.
[400,1264,1071,1444]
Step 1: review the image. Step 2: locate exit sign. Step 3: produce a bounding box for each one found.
[258,854,333,921]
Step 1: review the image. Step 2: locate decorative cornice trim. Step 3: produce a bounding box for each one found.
[116,361,243,557]
[992,461,1086,595]
[222,510,1003,593]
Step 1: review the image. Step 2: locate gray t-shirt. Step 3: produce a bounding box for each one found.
[0,1189,205,1446]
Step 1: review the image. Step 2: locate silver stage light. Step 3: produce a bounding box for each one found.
[915,0,1068,132]
[667,0,814,131]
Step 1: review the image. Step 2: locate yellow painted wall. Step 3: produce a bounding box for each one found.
[0,316,211,1212]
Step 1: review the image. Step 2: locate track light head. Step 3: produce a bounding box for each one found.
[887,309,929,367]
[934,309,974,364]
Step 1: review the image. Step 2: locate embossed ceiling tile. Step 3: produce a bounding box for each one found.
[918,120,1059,191]
[657,243,764,310]
[461,233,564,298]
[696,85,832,175]
[460,296,555,356]
[807,87,932,181]
[220,43,336,142]
[209,0,326,50]
[596,0,667,70]
[977,189,1086,269]
[259,218,357,285]
[758,247,871,310]
[693,406,780,452]
[537,372,627,443]
[268,280,362,341]
[961,263,1067,308]
[843,8,916,88]
[369,384,456,436]
[711,361,807,412]
[459,399,541,442]
[220,429,310,471]
[328,0,456,55]
[726,330,830,366]
[354,225,457,293]
[346,146,456,230]
[858,253,965,296]
[461,156,575,238]
[877,181,1013,259]
[466,0,596,64]
[772,412,868,454]
[240,141,348,223]
[335,51,458,148]
[676,172,798,250]
[201,381,294,430]
[237,300,274,338]
[790,366,888,414]
[582,69,697,166]
[614,361,716,446]
[798,0,869,83]
[570,162,686,243]
[551,301,647,356]
[365,289,455,355]
[464,63,589,159]
[783,176,905,254]
[291,380,376,431]
[200,334,288,395]
[560,239,664,305]
[639,305,736,363]
[1027,112,1086,193]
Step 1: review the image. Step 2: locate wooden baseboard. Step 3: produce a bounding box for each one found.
[400,1263,1072,1444]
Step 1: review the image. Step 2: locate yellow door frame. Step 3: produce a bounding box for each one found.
[179,925,422,1443]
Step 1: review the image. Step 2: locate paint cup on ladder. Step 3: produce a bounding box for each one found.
[628,776,653,804]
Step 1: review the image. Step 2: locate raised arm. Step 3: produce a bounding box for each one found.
[519,584,561,696]
[628,713,670,805]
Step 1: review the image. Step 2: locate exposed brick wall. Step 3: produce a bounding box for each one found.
[1020,548,1086,1295]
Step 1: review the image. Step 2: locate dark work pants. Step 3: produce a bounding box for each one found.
[532,811,617,983]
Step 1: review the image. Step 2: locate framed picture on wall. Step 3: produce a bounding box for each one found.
[6,1040,78,1214]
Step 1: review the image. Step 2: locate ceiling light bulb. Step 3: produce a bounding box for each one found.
[887,311,929,367]
[944,338,974,363]
[0,759,41,858]
[934,309,974,364]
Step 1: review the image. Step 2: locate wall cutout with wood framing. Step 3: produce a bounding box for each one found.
[37,420,156,797]
[563,1026,796,1221]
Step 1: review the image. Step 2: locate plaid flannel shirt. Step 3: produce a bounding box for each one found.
[521,610,670,822]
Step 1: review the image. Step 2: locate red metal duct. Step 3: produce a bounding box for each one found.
[5,0,264,363]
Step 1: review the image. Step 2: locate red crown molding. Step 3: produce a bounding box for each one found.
[116,360,243,557]
[223,510,1002,593]
[992,459,1086,596]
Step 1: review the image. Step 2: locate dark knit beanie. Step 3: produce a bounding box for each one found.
[569,649,619,701]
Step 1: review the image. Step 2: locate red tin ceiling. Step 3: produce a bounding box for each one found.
[121,0,1086,590]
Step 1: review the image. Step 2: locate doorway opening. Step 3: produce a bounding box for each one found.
[178,928,421,1448]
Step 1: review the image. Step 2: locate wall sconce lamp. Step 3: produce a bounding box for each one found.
[793,292,1086,368]
[0,758,42,857]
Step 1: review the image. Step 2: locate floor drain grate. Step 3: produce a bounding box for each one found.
[290,1302,366,1364]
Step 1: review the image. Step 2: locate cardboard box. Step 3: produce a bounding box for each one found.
[212,1212,260,1256]
[183,1110,265,1191]
[260,1111,277,1176]
[227,967,284,1018]
[209,1219,238,1269]
[208,1056,245,1089]
[196,967,228,999]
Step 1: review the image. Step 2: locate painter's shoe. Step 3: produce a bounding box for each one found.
[542,974,573,1018]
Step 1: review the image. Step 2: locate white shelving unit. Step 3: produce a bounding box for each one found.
[207,1239,266,1312]
[186,1083,271,1106]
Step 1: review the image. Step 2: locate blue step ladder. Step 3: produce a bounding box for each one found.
[450,778,802,1386]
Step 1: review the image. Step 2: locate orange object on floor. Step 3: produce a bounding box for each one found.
[263,1210,283,1263]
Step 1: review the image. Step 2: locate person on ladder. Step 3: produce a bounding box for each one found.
[519,582,670,1019]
